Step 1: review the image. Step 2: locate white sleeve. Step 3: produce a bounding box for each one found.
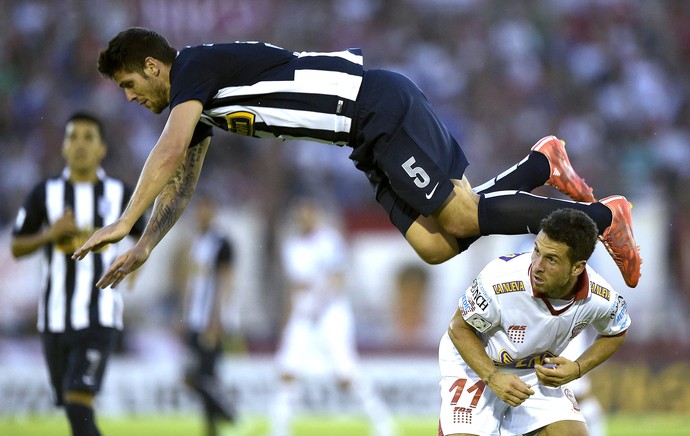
[591,293,631,336]
[458,278,500,333]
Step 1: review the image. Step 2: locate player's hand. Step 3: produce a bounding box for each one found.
[95,242,151,288]
[51,208,79,241]
[488,372,534,407]
[535,357,579,387]
[72,219,131,260]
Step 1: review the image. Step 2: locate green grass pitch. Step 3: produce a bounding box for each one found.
[1,413,689,435]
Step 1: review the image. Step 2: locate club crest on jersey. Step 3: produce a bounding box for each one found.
[98,197,112,219]
[493,280,526,295]
[564,388,581,412]
[225,111,255,136]
[569,321,589,340]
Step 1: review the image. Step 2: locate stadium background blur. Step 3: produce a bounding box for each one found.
[1,0,690,433]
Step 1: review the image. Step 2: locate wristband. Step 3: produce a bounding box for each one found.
[575,361,581,378]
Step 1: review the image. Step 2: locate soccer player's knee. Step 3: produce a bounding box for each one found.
[435,200,479,238]
[439,221,476,239]
[414,243,455,265]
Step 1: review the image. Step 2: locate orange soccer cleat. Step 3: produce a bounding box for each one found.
[599,195,642,288]
[531,136,596,203]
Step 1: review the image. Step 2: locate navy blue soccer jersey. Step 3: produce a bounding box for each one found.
[169,42,364,146]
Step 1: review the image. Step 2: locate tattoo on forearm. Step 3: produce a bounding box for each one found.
[144,142,208,246]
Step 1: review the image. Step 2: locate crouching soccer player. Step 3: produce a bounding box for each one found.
[438,208,629,436]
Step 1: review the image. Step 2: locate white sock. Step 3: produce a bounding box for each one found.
[349,379,394,436]
[270,382,300,436]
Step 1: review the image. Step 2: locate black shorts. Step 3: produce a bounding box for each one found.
[185,331,222,378]
[348,69,469,233]
[41,328,118,406]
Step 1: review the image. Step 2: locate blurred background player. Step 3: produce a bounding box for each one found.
[271,198,393,436]
[176,194,238,436]
[10,112,145,436]
[391,263,432,351]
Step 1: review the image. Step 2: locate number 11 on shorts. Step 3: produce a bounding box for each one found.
[449,377,485,407]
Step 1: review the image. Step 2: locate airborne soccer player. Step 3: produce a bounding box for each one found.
[73,27,641,289]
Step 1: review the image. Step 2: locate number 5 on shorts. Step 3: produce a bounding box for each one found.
[402,157,431,188]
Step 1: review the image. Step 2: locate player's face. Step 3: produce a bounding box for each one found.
[530,232,580,299]
[114,69,170,114]
[62,120,106,173]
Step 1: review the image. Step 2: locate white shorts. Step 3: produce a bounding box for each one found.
[276,298,358,379]
[438,334,584,436]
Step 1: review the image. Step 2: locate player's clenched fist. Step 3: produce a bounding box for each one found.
[487,371,535,407]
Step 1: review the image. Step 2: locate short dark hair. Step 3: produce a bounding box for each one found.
[66,111,105,138]
[539,208,598,263]
[97,27,177,79]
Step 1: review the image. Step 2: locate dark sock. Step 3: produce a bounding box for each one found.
[478,191,612,236]
[473,152,551,194]
[456,236,480,253]
[192,375,236,422]
[65,403,100,436]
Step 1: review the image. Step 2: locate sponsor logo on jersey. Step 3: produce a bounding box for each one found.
[614,295,628,324]
[590,282,611,300]
[470,280,489,311]
[460,294,475,317]
[493,280,526,295]
[225,111,255,136]
[496,349,515,365]
[507,325,527,343]
[453,406,473,425]
[498,252,525,261]
[494,350,557,368]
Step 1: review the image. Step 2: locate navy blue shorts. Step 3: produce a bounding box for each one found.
[185,331,222,378]
[41,328,118,406]
[348,69,469,234]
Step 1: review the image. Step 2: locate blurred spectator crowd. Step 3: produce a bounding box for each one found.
[2,0,690,320]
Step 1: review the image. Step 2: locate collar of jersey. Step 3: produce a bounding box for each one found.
[530,267,590,315]
[62,167,106,180]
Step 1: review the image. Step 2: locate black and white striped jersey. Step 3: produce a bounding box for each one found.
[183,230,233,333]
[12,168,145,333]
[169,42,364,146]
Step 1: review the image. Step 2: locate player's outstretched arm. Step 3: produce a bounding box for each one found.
[95,136,210,289]
[73,101,203,261]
